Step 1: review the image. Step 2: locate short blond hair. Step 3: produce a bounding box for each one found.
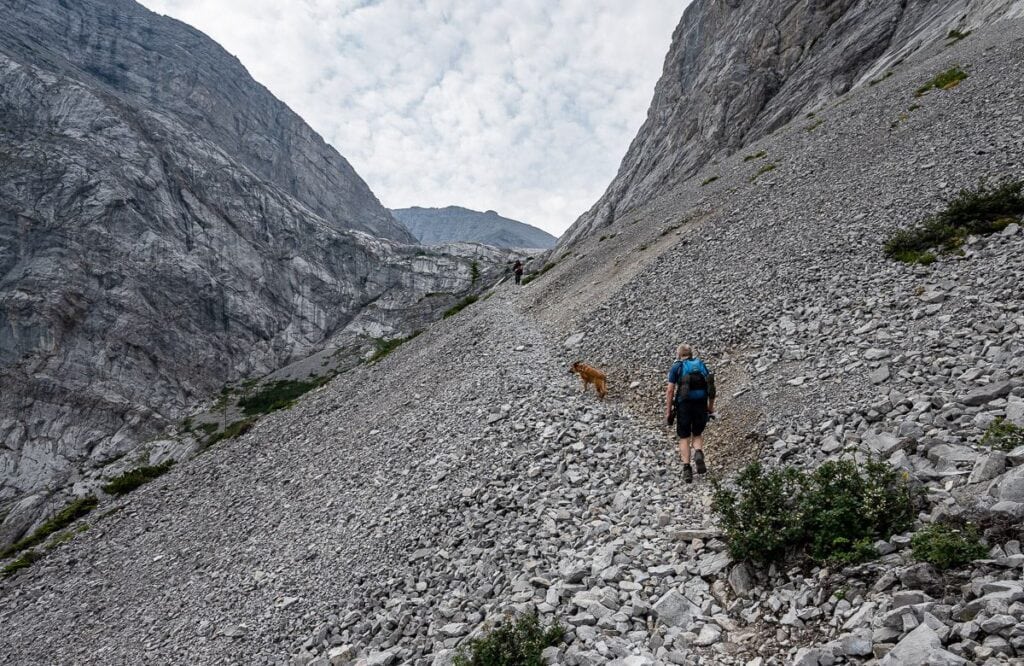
[677,344,692,359]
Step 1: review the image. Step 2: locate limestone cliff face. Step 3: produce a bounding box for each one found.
[392,206,558,249]
[0,0,496,538]
[561,0,1024,247]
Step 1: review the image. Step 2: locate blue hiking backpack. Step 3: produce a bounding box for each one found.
[674,358,710,401]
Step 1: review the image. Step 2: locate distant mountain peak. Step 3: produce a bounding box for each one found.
[392,206,558,249]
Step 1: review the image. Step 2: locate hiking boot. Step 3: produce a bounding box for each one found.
[683,464,693,484]
[694,450,707,475]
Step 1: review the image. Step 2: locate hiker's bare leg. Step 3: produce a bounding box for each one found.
[678,437,691,464]
[692,433,704,453]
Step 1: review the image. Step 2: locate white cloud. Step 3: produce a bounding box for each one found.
[139,0,687,236]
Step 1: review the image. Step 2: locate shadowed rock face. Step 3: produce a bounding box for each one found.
[0,0,495,537]
[392,206,558,249]
[560,0,1024,247]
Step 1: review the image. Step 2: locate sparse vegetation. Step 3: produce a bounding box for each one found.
[743,150,767,162]
[869,71,894,86]
[911,523,988,570]
[598,233,616,242]
[0,496,99,560]
[701,175,719,186]
[884,179,1024,263]
[712,460,918,565]
[981,418,1024,452]
[102,460,175,496]
[915,66,968,96]
[750,163,776,182]
[470,260,480,285]
[368,332,421,364]
[947,29,971,44]
[2,549,44,578]
[443,295,479,319]
[203,418,255,448]
[806,119,824,132]
[453,613,565,666]
[238,378,327,416]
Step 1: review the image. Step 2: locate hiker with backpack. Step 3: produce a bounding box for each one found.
[665,344,716,483]
[513,260,524,285]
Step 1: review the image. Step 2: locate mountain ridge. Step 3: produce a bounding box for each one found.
[392,205,558,249]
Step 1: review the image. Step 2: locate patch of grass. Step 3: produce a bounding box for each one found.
[869,71,894,86]
[884,179,1024,262]
[911,523,987,570]
[743,150,767,162]
[2,549,44,578]
[915,66,968,96]
[598,233,616,242]
[806,119,824,132]
[46,523,88,551]
[712,460,918,565]
[947,29,971,44]
[368,332,421,364]
[908,104,921,112]
[203,418,255,448]
[196,422,218,435]
[750,163,776,182]
[454,613,565,666]
[0,496,99,560]
[701,175,719,186]
[238,378,326,416]
[981,418,1024,452]
[443,295,479,319]
[102,460,175,496]
[521,262,556,286]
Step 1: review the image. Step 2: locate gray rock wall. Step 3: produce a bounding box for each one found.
[392,206,558,249]
[560,0,1024,247]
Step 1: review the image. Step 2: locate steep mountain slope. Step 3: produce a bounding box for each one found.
[392,206,558,249]
[561,0,1024,247]
[0,0,501,546]
[2,14,1022,666]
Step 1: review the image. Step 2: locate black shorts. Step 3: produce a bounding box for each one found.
[676,399,708,438]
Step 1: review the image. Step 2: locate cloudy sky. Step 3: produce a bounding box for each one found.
[139,1,687,236]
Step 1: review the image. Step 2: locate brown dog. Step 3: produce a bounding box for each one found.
[570,361,607,400]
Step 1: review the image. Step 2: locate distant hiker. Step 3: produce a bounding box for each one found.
[513,260,524,285]
[665,344,716,483]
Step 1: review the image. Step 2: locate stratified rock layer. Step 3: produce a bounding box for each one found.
[392,206,558,249]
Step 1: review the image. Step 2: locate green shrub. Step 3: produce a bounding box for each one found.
[102,460,175,496]
[454,614,564,666]
[368,332,421,364]
[521,262,556,286]
[806,119,824,132]
[2,549,44,578]
[444,295,479,319]
[743,150,767,162]
[947,29,971,44]
[869,71,894,86]
[238,378,325,415]
[916,66,968,96]
[202,418,255,448]
[911,523,988,569]
[750,164,776,182]
[885,179,1024,262]
[701,176,719,186]
[981,418,1024,452]
[712,460,917,565]
[0,496,98,560]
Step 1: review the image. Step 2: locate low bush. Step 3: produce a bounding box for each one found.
[911,523,988,570]
[743,150,767,162]
[700,175,719,186]
[712,460,918,565]
[454,614,565,666]
[238,378,325,415]
[916,66,968,96]
[102,460,175,496]
[2,549,44,578]
[368,332,421,364]
[521,262,556,286]
[0,496,98,560]
[981,418,1024,452]
[750,164,776,182]
[947,29,971,44]
[884,179,1024,263]
[443,295,479,319]
[203,418,255,448]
